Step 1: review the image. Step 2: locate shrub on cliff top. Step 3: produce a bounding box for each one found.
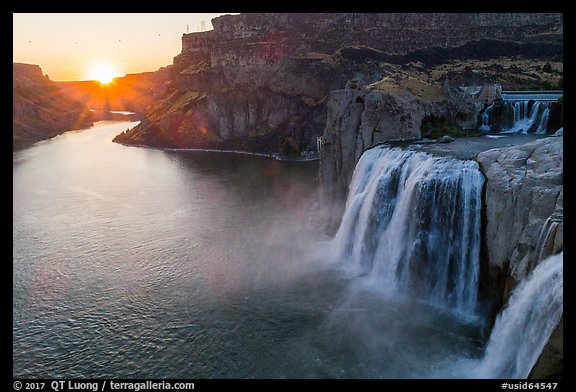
[421,115,481,139]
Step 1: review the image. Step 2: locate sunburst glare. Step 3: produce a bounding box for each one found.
[87,63,121,84]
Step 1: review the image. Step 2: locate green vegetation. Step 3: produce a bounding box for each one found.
[542,61,553,73]
[421,116,481,138]
[509,64,563,91]
[512,80,563,91]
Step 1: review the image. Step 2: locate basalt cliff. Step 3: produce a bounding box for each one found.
[112,13,562,157]
[15,12,564,379]
[478,136,563,379]
[13,63,94,150]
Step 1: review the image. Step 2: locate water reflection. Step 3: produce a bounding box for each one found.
[13,121,483,379]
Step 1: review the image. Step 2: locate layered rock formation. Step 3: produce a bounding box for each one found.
[113,13,562,156]
[206,13,562,55]
[13,63,93,150]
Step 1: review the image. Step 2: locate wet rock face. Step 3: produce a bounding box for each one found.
[477,136,563,286]
[475,136,563,345]
[530,316,563,379]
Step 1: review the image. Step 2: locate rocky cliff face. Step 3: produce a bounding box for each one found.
[477,136,563,305]
[207,13,562,56]
[477,136,563,379]
[13,63,93,150]
[319,89,431,223]
[318,81,484,229]
[113,13,562,155]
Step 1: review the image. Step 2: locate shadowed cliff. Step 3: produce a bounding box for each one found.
[13,63,94,150]
[111,13,563,157]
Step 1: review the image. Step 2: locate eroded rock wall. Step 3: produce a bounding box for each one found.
[319,89,430,224]
[477,136,563,379]
[117,13,562,155]
[203,13,562,58]
[477,136,563,299]
[13,63,93,150]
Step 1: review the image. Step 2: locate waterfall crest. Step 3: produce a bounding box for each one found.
[475,252,563,379]
[331,146,484,315]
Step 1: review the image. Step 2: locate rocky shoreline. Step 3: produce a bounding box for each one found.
[114,138,319,162]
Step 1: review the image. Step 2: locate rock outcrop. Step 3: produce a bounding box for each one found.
[113,13,562,156]
[477,136,563,301]
[530,315,563,379]
[13,63,93,150]
[205,13,562,57]
[318,83,483,229]
[318,89,430,223]
[477,136,563,379]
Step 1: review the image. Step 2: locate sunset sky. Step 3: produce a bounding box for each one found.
[13,13,237,82]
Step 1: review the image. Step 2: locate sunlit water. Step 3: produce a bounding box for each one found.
[13,121,484,379]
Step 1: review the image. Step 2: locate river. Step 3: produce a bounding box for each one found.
[13,120,484,379]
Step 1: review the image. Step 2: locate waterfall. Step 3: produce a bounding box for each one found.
[535,105,551,134]
[535,210,563,268]
[507,101,553,134]
[479,100,554,134]
[331,146,484,315]
[513,101,530,126]
[479,104,493,131]
[475,252,563,379]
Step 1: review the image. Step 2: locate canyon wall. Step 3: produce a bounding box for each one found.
[318,84,483,226]
[478,136,563,379]
[203,13,562,58]
[13,63,93,150]
[477,136,563,307]
[113,13,562,155]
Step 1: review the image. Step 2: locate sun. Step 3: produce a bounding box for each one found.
[87,64,120,85]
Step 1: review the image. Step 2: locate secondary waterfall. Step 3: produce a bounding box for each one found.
[479,100,555,134]
[479,90,562,134]
[475,252,563,379]
[331,146,484,315]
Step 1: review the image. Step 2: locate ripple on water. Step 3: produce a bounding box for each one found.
[13,121,484,378]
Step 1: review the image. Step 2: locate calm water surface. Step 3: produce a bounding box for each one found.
[13,121,483,378]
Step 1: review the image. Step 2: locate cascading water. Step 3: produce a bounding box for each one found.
[331,145,484,315]
[474,252,563,379]
[535,210,563,263]
[508,101,552,134]
[479,100,554,134]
